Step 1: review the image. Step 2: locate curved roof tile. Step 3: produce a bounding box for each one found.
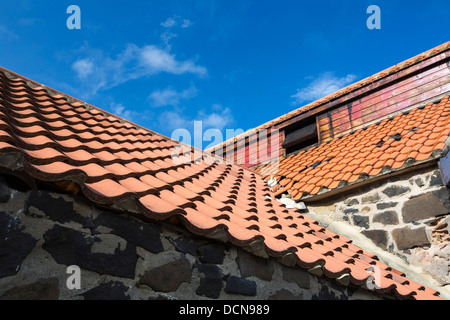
[0,66,443,300]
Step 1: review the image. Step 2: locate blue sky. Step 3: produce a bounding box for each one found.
[0,0,449,148]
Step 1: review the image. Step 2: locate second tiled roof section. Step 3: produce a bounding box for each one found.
[256,96,450,200]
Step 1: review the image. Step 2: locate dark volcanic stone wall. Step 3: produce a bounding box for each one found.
[0,175,383,300]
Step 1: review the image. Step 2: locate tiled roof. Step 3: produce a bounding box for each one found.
[0,66,443,300]
[208,41,450,153]
[256,97,450,200]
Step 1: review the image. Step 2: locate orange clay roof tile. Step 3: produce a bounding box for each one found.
[256,97,450,202]
[0,66,445,300]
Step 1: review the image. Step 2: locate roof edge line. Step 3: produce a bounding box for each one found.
[300,160,439,203]
[0,66,249,172]
[0,66,175,141]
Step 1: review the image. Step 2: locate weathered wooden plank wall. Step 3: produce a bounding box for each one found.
[209,49,450,168]
[210,130,284,168]
[318,60,450,142]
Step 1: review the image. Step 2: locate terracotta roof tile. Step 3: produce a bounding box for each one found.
[0,66,443,300]
[257,96,450,201]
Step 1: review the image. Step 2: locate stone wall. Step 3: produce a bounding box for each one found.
[0,175,384,300]
[306,164,450,287]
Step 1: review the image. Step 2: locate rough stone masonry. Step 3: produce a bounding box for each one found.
[306,164,450,287]
[0,174,387,300]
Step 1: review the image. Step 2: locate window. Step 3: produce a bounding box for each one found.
[282,120,318,156]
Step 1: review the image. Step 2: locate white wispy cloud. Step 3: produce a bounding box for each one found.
[109,103,136,121]
[197,104,233,130]
[161,16,193,29]
[108,102,152,126]
[149,85,198,107]
[160,16,193,48]
[291,72,357,105]
[158,110,191,132]
[72,58,94,79]
[160,30,178,48]
[161,17,178,28]
[71,44,207,97]
[181,19,193,28]
[139,45,207,76]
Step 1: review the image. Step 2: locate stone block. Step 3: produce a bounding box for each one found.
[268,288,303,300]
[197,243,225,264]
[225,276,256,296]
[90,233,127,255]
[139,257,192,292]
[373,210,399,225]
[0,212,38,277]
[281,265,310,289]
[312,283,347,300]
[402,188,450,223]
[94,212,163,253]
[344,198,359,206]
[43,224,137,278]
[434,187,450,200]
[361,229,388,250]
[195,264,223,299]
[352,215,369,229]
[382,185,411,198]
[237,249,274,281]
[170,237,197,256]
[361,193,380,204]
[25,190,88,225]
[392,226,430,250]
[343,208,359,215]
[429,170,444,187]
[81,281,130,300]
[376,202,397,210]
[0,278,59,300]
[413,177,425,187]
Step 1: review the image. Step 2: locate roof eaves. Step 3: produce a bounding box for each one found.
[299,151,444,203]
